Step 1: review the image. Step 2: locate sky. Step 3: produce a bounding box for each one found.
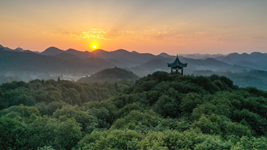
[0,0,267,55]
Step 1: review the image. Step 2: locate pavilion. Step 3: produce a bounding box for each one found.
[167,55,187,75]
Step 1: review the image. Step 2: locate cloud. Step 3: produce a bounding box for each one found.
[139,29,184,41]
[45,28,125,40]
[46,28,188,42]
[195,31,206,35]
[103,29,121,39]
[45,28,265,44]
[250,36,267,41]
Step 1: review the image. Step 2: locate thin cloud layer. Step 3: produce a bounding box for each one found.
[45,27,267,46]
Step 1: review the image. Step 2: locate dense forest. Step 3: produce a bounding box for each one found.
[1,72,267,149]
[192,70,267,91]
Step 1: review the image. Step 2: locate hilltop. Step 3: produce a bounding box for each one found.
[1,72,267,149]
[77,67,139,83]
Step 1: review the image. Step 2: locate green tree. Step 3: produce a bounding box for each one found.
[54,118,82,149]
[82,130,143,150]
[0,117,26,149]
[180,93,202,115]
[232,136,267,150]
[191,114,222,135]
[153,94,179,117]
[110,110,162,133]
[64,88,81,105]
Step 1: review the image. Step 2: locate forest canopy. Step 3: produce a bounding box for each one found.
[1,72,267,150]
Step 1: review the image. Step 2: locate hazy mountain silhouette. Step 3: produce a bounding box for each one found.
[14,47,24,52]
[3,44,267,73]
[89,49,112,58]
[0,45,13,51]
[83,57,115,70]
[42,47,90,59]
[106,58,129,68]
[198,58,231,68]
[232,60,267,70]
[90,49,156,66]
[41,47,158,67]
[220,52,267,64]
[219,52,267,70]
[139,58,167,70]
[0,49,116,74]
[181,53,225,59]
[41,47,65,55]
[158,52,172,58]
[54,53,82,62]
[66,48,90,59]
[40,45,252,76]
[2,43,267,86]
[0,50,89,73]
[133,56,232,77]
[139,57,230,70]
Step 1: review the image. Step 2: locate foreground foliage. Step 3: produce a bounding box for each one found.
[1,72,267,149]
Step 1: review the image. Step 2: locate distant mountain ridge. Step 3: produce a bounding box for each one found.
[133,57,233,77]
[3,43,267,91]
[220,52,267,63]
[219,52,267,70]
[54,53,82,62]
[1,44,267,77]
[180,53,225,59]
[42,47,64,55]
[41,47,160,66]
[0,48,114,74]
[9,44,267,66]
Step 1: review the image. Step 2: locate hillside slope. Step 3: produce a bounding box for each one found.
[77,67,139,83]
[1,72,267,149]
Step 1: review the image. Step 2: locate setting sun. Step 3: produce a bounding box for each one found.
[91,43,98,50]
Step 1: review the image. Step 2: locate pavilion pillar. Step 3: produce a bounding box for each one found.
[181,69,183,75]
[176,69,178,74]
[171,69,173,75]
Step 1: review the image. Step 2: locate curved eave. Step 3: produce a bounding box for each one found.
[167,63,187,68]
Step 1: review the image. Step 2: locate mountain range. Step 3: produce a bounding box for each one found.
[41,47,157,67]
[40,46,267,71]
[2,44,267,70]
[219,52,267,70]
[1,44,267,83]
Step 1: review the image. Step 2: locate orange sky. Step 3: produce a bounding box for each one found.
[1,0,267,55]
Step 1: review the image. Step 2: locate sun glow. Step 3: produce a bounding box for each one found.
[91,43,98,50]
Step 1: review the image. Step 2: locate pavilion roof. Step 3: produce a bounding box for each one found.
[167,55,187,69]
